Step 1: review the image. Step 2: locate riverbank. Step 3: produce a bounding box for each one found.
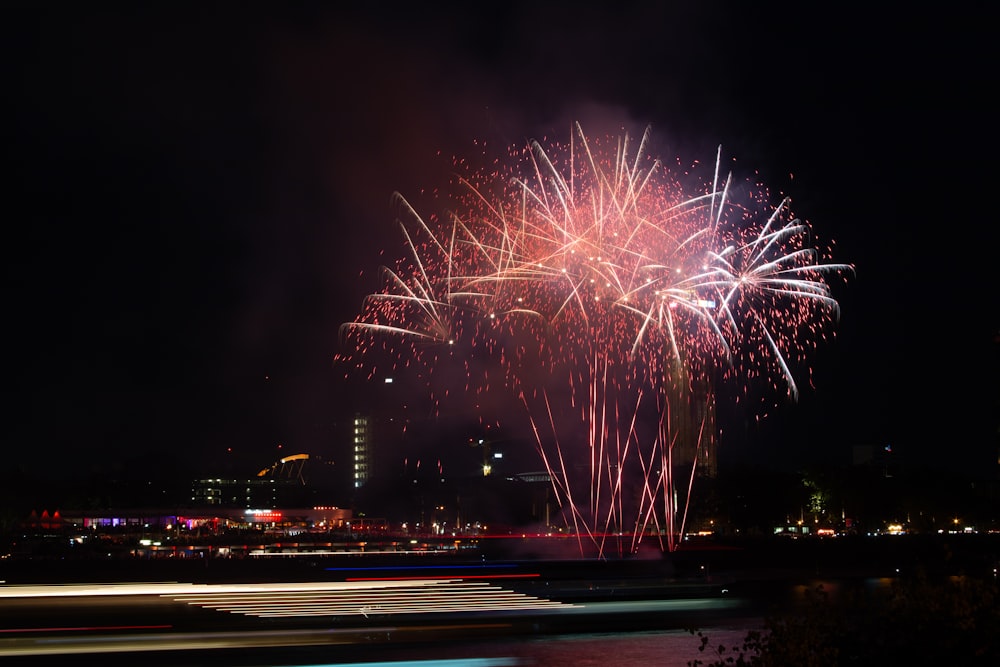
[2,532,996,588]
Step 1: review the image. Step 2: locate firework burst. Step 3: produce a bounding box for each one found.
[338,123,851,555]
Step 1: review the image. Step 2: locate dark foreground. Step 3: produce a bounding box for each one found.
[1,533,997,665]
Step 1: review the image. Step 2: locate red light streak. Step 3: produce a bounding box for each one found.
[345,573,540,582]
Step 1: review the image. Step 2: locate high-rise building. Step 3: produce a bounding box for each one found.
[353,413,371,489]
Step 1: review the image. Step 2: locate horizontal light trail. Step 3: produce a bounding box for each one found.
[168,579,572,618]
[0,580,574,622]
[0,580,451,599]
[345,573,540,581]
[324,563,520,572]
[0,624,516,657]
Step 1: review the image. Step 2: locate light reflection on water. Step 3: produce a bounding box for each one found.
[451,578,898,667]
[507,629,757,667]
[779,576,896,609]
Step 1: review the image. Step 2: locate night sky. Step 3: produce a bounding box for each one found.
[4,3,996,488]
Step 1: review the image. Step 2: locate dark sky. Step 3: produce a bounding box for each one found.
[4,3,996,486]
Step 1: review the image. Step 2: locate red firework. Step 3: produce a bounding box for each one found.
[338,123,851,555]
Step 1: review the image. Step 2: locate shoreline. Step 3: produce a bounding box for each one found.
[3,531,997,585]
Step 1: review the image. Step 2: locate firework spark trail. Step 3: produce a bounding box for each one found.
[338,122,851,556]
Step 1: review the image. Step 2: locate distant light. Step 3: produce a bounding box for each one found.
[384,378,393,384]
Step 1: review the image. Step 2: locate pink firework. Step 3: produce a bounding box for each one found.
[338,123,851,555]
